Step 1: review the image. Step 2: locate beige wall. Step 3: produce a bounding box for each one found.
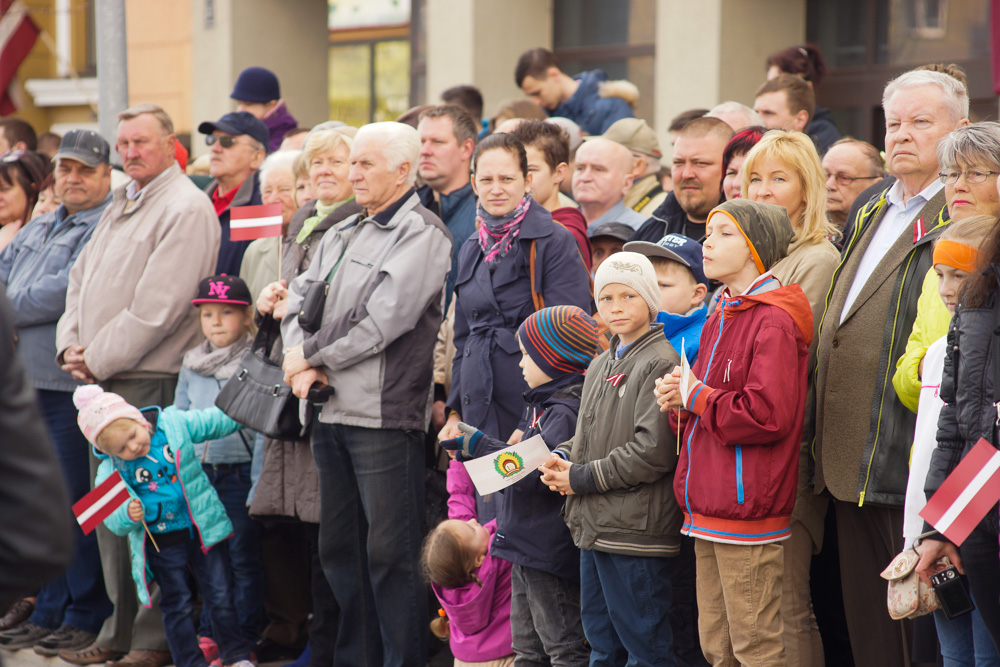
[655,0,805,155]
[126,0,193,133]
[425,0,552,120]
[190,0,328,156]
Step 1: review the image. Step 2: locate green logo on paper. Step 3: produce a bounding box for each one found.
[494,452,524,477]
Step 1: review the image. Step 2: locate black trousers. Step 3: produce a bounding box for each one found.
[959,508,1000,654]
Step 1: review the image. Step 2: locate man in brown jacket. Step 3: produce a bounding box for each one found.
[813,70,968,666]
[55,103,219,667]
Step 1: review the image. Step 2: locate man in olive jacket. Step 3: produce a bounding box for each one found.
[813,70,967,667]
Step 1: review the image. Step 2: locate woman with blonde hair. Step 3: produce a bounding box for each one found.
[742,129,840,667]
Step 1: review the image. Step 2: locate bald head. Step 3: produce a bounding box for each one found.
[573,137,636,222]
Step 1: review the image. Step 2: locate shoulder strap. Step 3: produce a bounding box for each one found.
[530,239,545,311]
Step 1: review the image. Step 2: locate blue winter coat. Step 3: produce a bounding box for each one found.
[471,372,584,580]
[207,172,262,276]
[656,303,708,364]
[97,406,238,607]
[446,202,592,442]
[550,70,634,136]
[418,182,477,309]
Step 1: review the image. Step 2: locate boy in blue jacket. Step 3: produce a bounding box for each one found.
[625,233,709,364]
[73,385,252,667]
[443,305,598,666]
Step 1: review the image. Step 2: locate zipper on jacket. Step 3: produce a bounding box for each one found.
[683,305,727,518]
[859,222,941,506]
[735,445,745,504]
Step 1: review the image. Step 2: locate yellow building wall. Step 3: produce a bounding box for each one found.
[125,0,193,134]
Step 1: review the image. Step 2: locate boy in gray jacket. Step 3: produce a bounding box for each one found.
[540,252,681,666]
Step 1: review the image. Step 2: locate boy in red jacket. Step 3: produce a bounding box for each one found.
[655,199,812,667]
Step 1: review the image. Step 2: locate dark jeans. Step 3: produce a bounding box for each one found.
[31,389,112,634]
[959,510,1000,654]
[305,522,340,667]
[580,549,676,667]
[148,537,250,667]
[199,462,264,645]
[510,564,588,667]
[310,423,427,667]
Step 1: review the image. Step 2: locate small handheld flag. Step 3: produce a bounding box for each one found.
[230,203,283,242]
[464,434,552,496]
[920,438,1000,546]
[73,470,130,535]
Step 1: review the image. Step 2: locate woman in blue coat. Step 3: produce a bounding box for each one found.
[440,132,591,449]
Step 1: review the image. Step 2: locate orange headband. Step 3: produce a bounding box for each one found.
[933,239,978,273]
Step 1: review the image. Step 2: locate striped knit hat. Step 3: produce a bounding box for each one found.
[517,305,599,379]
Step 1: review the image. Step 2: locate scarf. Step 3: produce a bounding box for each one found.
[296,198,353,244]
[182,333,252,380]
[477,193,532,266]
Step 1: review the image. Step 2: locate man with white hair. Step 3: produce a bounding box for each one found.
[705,101,762,132]
[279,121,451,667]
[572,136,646,229]
[813,69,968,667]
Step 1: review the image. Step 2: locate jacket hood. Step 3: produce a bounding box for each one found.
[723,278,814,347]
[656,303,708,337]
[568,70,638,109]
[432,522,503,634]
[709,199,793,273]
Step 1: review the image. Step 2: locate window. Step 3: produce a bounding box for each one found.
[328,0,411,125]
[552,0,654,125]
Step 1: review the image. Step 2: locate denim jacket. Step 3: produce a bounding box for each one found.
[0,197,111,391]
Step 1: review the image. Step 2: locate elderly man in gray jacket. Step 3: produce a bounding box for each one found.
[280,121,452,667]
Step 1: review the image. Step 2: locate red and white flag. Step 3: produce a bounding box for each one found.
[73,470,130,535]
[230,203,282,242]
[0,0,40,116]
[920,438,1000,546]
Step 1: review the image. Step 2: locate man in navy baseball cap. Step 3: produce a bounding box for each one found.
[198,111,268,276]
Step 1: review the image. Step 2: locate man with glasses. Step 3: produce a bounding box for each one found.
[198,111,269,275]
[822,137,886,232]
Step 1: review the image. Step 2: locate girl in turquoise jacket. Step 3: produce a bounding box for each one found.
[74,385,252,667]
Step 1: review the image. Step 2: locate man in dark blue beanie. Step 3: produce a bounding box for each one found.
[230,66,298,152]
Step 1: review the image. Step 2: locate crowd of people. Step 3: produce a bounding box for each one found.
[0,41,999,667]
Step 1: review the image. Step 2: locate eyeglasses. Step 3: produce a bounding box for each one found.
[825,171,882,186]
[205,135,252,149]
[938,169,1000,185]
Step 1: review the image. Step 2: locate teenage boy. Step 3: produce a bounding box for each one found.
[655,199,812,666]
[444,306,598,666]
[625,233,709,363]
[510,120,591,272]
[540,252,681,666]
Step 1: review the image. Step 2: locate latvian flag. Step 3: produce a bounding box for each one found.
[73,470,130,535]
[230,203,282,241]
[920,438,1000,546]
[0,0,40,115]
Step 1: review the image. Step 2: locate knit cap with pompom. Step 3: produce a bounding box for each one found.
[73,385,150,447]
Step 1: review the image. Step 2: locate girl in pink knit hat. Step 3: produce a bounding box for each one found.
[73,385,253,667]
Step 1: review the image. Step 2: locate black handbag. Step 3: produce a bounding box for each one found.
[215,315,333,440]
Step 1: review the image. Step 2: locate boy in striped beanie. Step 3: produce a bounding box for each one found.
[441,305,598,664]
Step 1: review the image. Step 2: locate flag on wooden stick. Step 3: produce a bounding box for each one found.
[920,438,1000,546]
[230,203,282,242]
[73,470,130,535]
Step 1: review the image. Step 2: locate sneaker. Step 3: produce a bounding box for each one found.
[228,660,256,667]
[33,625,96,657]
[0,600,34,632]
[199,636,220,663]
[0,621,53,650]
[58,642,125,665]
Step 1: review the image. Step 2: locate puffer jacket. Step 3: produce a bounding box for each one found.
[892,268,953,413]
[923,272,1000,509]
[556,325,681,557]
[674,274,812,544]
[98,406,238,607]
